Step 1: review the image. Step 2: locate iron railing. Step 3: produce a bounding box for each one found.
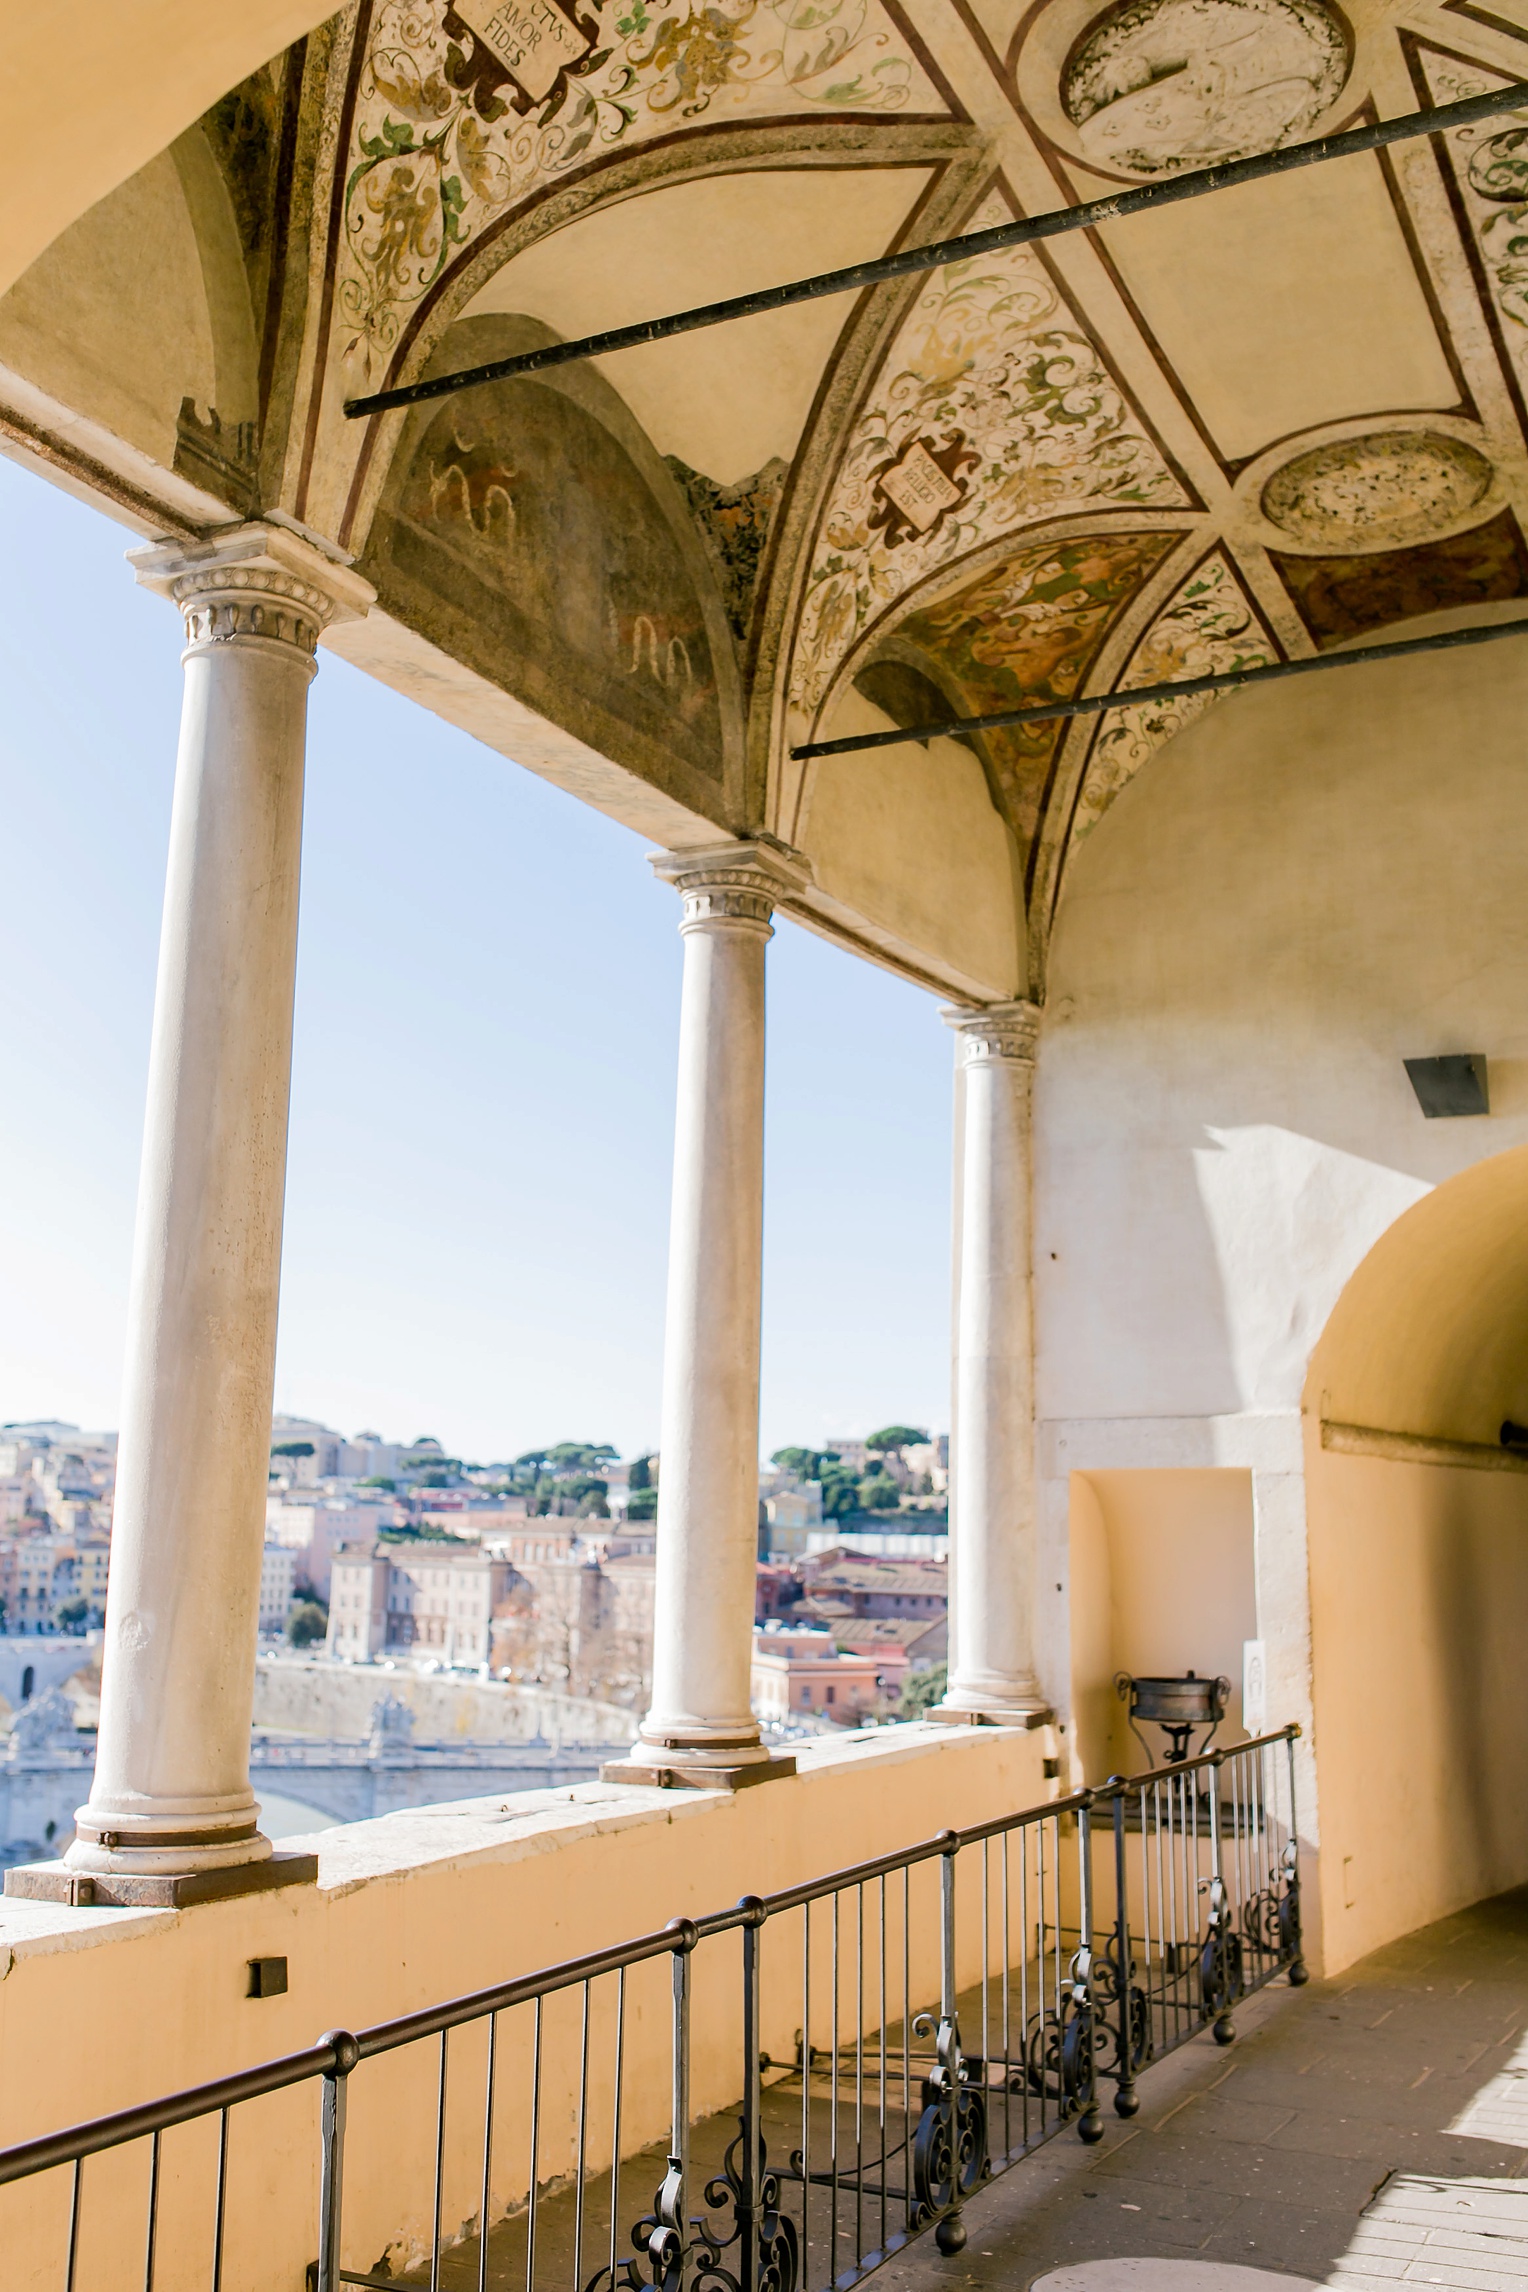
[0,1728,1305,2292]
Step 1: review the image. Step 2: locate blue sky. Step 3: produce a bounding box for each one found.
[0,457,955,1462]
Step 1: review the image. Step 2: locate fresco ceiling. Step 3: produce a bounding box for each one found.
[5,0,1528,991]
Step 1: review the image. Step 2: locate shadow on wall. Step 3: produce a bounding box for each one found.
[1305,1143,1528,1972]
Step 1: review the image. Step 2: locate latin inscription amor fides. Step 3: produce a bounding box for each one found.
[877,441,962,534]
[868,433,979,550]
[452,0,594,104]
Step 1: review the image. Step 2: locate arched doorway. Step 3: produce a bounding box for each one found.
[1304,1143,1528,1967]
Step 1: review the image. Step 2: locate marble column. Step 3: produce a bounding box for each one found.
[62,525,371,1898]
[624,840,808,1788]
[938,1002,1051,1725]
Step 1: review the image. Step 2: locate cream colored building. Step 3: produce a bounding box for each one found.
[258,1539,298,1636]
[327,1543,513,1667]
[5,0,1528,2271]
[750,1623,889,1726]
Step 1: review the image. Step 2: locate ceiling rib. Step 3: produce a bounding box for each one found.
[344,82,1528,421]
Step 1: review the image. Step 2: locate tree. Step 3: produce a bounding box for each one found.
[563,1474,608,1505]
[897,1663,947,1719]
[866,1425,928,1454]
[771,1446,824,1478]
[55,1596,89,1632]
[272,1439,314,1459]
[628,1454,652,1491]
[627,1487,657,1521]
[820,1463,860,1518]
[286,1600,328,1647]
[546,1441,619,1473]
[858,1473,902,1514]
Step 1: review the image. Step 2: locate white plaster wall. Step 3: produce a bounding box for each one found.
[1035,617,1528,1428]
[1040,628,1528,1430]
[1030,618,1528,1964]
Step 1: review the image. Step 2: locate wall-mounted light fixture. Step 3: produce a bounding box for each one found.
[1115,1670,1229,1766]
[1404,1054,1489,1118]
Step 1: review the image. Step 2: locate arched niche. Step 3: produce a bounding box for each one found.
[363,315,742,815]
[1309,1142,1528,1447]
[1301,1146,1528,1971]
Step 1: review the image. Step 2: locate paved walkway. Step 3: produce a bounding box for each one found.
[880,1888,1528,2292]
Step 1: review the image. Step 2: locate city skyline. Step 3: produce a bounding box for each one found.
[0,460,956,1462]
[0,1411,949,1465]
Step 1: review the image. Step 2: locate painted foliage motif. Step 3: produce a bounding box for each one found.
[1072,552,1275,845]
[1413,49,1528,405]
[892,530,1179,851]
[664,454,787,642]
[338,0,937,380]
[789,195,1188,724]
[379,374,724,774]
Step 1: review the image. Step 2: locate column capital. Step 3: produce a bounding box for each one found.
[129,522,375,660]
[650,838,812,934]
[942,999,1042,1067]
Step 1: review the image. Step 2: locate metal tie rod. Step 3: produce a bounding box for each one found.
[346,82,1527,419]
[789,614,1528,759]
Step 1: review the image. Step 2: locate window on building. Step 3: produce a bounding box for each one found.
[825,1685,835,1705]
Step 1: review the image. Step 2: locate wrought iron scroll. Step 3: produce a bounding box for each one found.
[1,1724,1310,2292]
[586,1907,799,2292]
[909,1838,989,2251]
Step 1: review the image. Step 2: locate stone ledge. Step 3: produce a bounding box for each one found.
[0,1721,1049,1955]
[5,1849,318,1910]
[602,1750,796,1791]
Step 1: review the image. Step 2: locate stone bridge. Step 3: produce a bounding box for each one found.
[0,1691,631,1862]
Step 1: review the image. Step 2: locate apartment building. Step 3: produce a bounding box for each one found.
[327,1545,514,1668]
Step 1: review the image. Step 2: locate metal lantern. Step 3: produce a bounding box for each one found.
[1115,1669,1230,1767]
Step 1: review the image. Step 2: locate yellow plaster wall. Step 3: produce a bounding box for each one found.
[0,1725,1052,2292]
[796,693,1023,1001]
[0,4,333,302]
[1067,1469,1257,1782]
[1300,1151,1528,1969]
[1305,1434,1528,1972]
[1311,1143,1528,1447]
[0,151,218,468]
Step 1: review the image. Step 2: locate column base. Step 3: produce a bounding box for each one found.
[927,1703,1055,1729]
[4,1850,318,1910]
[602,1750,797,1792]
